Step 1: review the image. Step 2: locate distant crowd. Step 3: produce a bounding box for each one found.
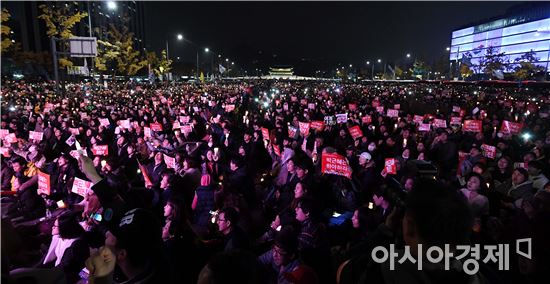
[1,79,549,284]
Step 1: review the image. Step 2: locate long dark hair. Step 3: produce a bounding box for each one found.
[57,211,85,239]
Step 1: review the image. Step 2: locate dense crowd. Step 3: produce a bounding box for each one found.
[1,79,550,284]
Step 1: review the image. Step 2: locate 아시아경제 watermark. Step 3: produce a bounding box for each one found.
[371,238,531,275]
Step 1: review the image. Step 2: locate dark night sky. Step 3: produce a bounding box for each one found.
[144,1,525,73]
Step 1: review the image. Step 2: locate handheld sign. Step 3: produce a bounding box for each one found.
[321,153,352,179]
[37,171,51,196]
[72,177,93,197]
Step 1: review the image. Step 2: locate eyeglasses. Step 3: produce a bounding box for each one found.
[217,218,226,222]
[272,246,288,256]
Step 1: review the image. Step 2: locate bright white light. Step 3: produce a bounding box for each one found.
[263,102,269,108]
[377,59,381,63]
[177,34,183,40]
[254,98,259,102]
[446,47,450,51]
[408,91,412,95]
[204,47,209,52]
[349,64,352,68]
[225,58,229,62]
[522,133,531,141]
[406,53,411,58]
[473,91,478,95]
[107,1,117,10]
[9,106,16,111]
[335,88,341,93]
[366,61,370,65]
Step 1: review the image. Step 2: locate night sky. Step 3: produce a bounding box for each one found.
[143,1,526,74]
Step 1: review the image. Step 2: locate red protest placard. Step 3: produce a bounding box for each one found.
[310,121,325,131]
[413,115,424,124]
[164,154,176,169]
[387,109,399,118]
[500,120,522,135]
[433,119,447,129]
[481,144,496,159]
[273,144,281,156]
[298,122,310,136]
[362,115,372,125]
[384,158,397,175]
[72,177,93,197]
[348,126,363,140]
[150,123,163,132]
[38,170,51,195]
[29,131,44,141]
[92,145,109,156]
[418,123,431,132]
[450,117,462,125]
[99,118,110,127]
[348,103,357,111]
[0,147,10,157]
[394,104,400,110]
[463,120,482,133]
[261,128,270,140]
[321,152,352,179]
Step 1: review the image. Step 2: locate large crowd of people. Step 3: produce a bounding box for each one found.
[1,79,549,284]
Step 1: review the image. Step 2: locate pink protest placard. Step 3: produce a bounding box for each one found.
[29,131,44,141]
[387,109,399,118]
[164,154,176,169]
[72,177,93,197]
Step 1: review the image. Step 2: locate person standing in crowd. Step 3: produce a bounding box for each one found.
[216,207,250,252]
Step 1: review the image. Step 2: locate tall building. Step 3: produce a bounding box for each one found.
[449,3,550,73]
[4,1,146,53]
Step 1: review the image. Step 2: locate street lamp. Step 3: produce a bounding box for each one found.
[166,33,183,61]
[107,1,117,10]
[446,47,450,51]
[377,59,381,63]
[406,53,411,58]
[204,47,209,53]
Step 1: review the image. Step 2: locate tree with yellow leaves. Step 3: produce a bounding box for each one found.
[95,20,147,77]
[146,49,172,77]
[37,3,88,68]
[1,8,14,54]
